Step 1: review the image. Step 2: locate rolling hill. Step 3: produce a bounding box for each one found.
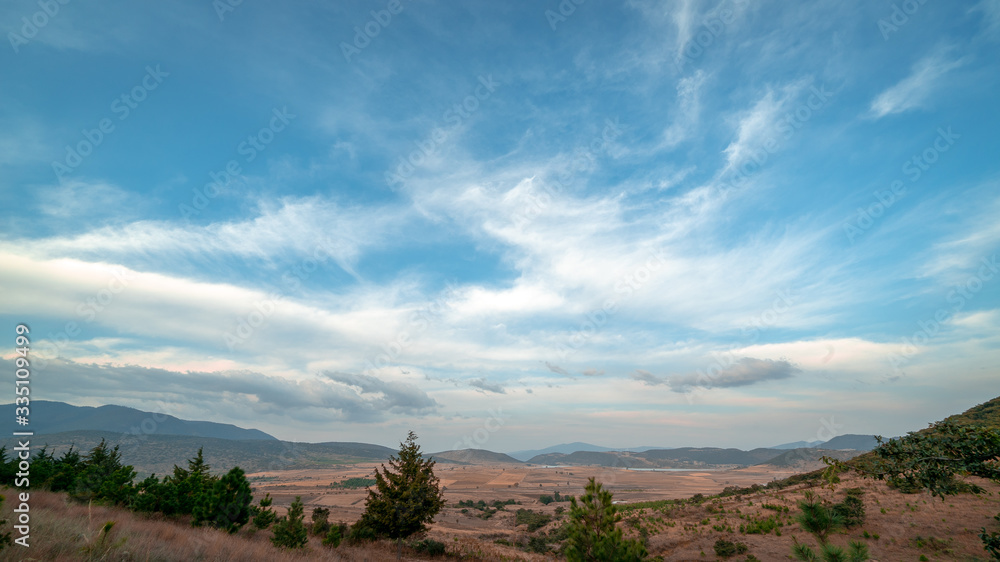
[0,400,276,441]
[820,434,879,451]
[525,446,803,468]
[0,430,394,476]
[429,449,523,465]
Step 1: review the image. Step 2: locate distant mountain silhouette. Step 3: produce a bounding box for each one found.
[526,447,788,468]
[0,400,276,441]
[429,449,523,465]
[820,434,879,451]
[508,442,666,462]
[768,440,824,449]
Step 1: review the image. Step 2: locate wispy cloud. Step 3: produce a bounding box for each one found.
[868,46,967,118]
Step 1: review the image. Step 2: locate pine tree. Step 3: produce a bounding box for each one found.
[354,431,445,559]
[252,493,278,529]
[71,440,137,506]
[271,496,309,548]
[795,492,843,545]
[564,477,647,562]
[166,448,214,515]
[193,466,253,533]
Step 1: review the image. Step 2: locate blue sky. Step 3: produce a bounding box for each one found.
[1,0,998,453]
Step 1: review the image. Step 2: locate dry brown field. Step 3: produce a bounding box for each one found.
[3,462,998,561]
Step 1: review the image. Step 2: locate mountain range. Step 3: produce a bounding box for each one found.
[0,400,880,475]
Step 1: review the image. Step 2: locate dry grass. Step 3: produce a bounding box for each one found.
[0,490,446,561]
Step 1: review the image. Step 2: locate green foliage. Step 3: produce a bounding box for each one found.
[792,539,868,562]
[192,466,252,533]
[832,490,865,529]
[331,477,376,489]
[323,522,347,548]
[69,440,137,506]
[271,496,308,549]
[412,538,446,556]
[981,512,1000,559]
[354,431,445,542]
[795,492,843,545]
[346,520,378,543]
[79,520,127,560]
[540,494,554,505]
[252,493,278,529]
[739,514,781,535]
[311,506,331,535]
[515,508,553,532]
[860,420,1000,499]
[713,538,748,557]
[564,477,648,562]
[166,448,215,515]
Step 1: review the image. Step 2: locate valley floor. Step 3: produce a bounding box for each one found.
[2,465,998,560]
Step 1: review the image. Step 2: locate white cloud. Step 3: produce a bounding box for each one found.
[14,196,405,277]
[868,47,967,118]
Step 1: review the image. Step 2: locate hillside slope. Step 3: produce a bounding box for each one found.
[0,400,276,441]
[0,430,393,476]
[430,449,523,465]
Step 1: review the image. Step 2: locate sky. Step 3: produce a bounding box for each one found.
[1,0,998,454]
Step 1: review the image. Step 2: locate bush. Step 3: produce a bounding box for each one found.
[311,507,331,536]
[192,466,252,533]
[740,514,780,535]
[323,523,346,548]
[271,496,308,549]
[714,538,749,557]
[515,509,553,532]
[978,512,1000,559]
[347,521,378,543]
[540,494,554,505]
[412,538,446,556]
[833,490,865,529]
